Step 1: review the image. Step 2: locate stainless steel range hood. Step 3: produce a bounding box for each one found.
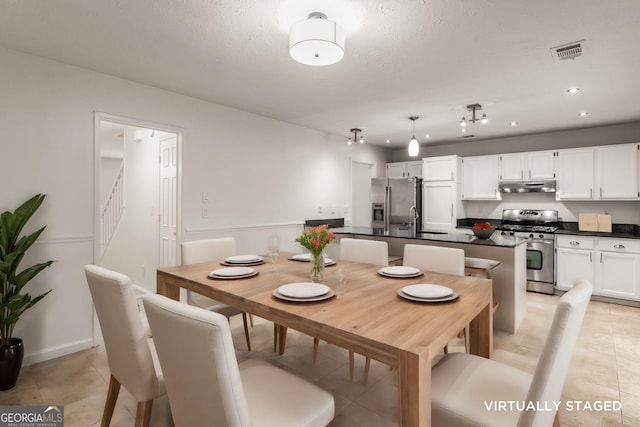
[498,180,556,193]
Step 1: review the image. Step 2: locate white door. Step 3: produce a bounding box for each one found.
[159,136,177,267]
[351,161,373,227]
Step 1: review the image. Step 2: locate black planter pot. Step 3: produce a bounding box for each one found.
[0,338,24,390]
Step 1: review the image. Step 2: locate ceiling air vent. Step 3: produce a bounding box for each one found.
[458,134,476,139]
[550,40,585,62]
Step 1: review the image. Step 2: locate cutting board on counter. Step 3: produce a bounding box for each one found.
[597,214,612,232]
[578,213,612,232]
[578,213,598,231]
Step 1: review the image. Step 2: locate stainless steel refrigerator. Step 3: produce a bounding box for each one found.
[371,177,422,234]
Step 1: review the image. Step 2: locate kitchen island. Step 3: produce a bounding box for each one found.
[328,226,527,333]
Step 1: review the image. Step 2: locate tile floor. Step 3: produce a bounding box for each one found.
[1,292,639,426]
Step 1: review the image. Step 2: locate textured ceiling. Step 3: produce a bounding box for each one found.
[2,0,640,149]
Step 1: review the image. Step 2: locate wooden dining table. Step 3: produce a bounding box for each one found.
[156,252,493,427]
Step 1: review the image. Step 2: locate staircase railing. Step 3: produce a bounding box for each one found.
[100,163,124,255]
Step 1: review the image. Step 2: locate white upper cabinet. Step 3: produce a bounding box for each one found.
[422,181,459,231]
[386,161,423,178]
[596,143,639,200]
[499,151,556,182]
[556,147,595,200]
[557,143,639,200]
[422,155,461,182]
[461,155,501,200]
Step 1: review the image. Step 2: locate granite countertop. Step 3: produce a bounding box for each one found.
[331,226,527,248]
[457,218,640,240]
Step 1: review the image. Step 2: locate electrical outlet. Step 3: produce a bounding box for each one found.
[202,207,209,218]
[318,206,323,214]
[202,192,209,203]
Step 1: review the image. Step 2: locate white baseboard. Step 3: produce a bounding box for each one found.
[22,338,94,367]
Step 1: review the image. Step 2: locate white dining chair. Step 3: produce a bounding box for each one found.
[181,237,252,351]
[142,293,335,427]
[84,265,167,427]
[334,237,389,383]
[431,279,592,427]
[402,244,465,276]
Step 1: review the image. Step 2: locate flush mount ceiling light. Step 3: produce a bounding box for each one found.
[347,128,364,145]
[289,12,345,66]
[567,87,580,94]
[460,104,488,129]
[407,116,420,157]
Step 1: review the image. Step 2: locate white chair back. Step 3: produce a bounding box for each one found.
[518,279,592,427]
[402,244,465,276]
[339,238,388,266]
[182,237,237,308]
[142,293,251,427]
[181,237,236,265]
[84,265,162,402]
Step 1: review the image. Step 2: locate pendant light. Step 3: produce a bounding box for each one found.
[408,116,420,157]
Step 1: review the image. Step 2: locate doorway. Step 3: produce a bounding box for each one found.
[351,161,374,227]
[94,113,181,291]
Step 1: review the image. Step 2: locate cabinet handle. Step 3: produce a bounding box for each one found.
[600,253,603,263]
[600,187,602,198]
[451,171,454,181]
[614,244,625,249]
[529,170,532,180]
[569,241,580,246]
[590,252,592,262]
[521,170,524,180]
[590,188,593,198]
[451,203,453,217]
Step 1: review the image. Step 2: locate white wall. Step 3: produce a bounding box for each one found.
[0,47,390,364]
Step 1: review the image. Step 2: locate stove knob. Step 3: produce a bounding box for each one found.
[539,234,544,239]
[529,233,534,239]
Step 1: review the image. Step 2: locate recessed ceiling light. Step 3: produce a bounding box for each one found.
[424,133,430,139]
[567,87,580,94]
[461,128,467,133]
[386,139,390,144]
[510,121,518,126]
[578,111,589,117]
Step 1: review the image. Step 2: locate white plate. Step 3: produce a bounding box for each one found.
[401,284,453,299]
[290,254,336,266]
[277,282,330,298]
[226,255,263,264]
[397,289,459,303]
[378,266,423,278]
[209,267,255,277]
[273,289,335,302]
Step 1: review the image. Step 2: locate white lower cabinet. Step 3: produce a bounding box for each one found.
[596,239,640,299]
[556,235,640,300]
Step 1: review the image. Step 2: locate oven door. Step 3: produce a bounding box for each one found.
[526,239,554,284]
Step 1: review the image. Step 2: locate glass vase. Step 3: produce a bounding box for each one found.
[310,252,325,282]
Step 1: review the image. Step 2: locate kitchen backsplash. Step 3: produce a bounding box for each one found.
[463,193,640,225]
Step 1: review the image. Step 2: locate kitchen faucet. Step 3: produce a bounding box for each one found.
[409,205,419,232]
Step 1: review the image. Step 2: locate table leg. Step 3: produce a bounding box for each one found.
[156,274,180,301]
[468,300,493,359]
[397,348,430,427]
[278,325,288,355]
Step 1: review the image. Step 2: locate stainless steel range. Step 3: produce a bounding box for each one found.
[498,209,558,295]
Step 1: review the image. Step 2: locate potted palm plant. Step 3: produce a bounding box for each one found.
[0,193,54,390]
